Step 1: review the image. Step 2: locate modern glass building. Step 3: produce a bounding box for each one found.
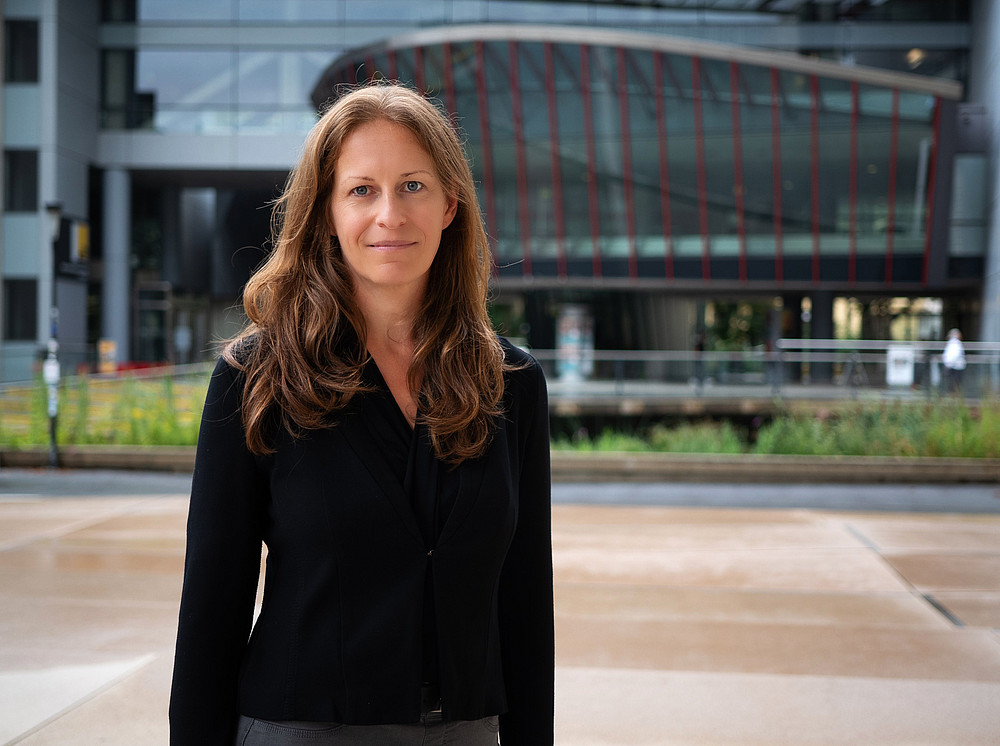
[0,0,991,381]
[318,26,965,287]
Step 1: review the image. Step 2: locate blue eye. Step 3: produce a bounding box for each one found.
[404,181,422,192]
[350,185,369,197]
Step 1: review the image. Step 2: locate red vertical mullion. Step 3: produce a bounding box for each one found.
[616,47,638,279]
[442,43,457,116]
[885,89,899,285]
[414,46,425,93]
[922,97,941,287]
[691,57,710,281]
[730,61,747,282]
[544,43,568,279]
[365,54,376,83]
[474,42,498,267]
[810,75,820,285]
[580,46,603,278]
[508,41,533,277]
[848,81,859,285]
[653,51,674,279]
[387,49,397,82]
[769,67,784,284]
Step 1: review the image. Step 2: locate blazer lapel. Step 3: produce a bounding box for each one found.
[437,447,490,546]
[338,397,425,547]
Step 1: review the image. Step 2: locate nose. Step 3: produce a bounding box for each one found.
[376,192,406,228]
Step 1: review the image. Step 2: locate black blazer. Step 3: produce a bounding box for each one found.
[169,339,554,745]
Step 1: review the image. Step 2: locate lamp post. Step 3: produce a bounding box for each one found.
[44,202,62,469]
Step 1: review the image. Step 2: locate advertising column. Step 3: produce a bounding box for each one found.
[556,304,594,383]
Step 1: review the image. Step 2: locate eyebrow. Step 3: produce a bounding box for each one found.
[342,170,435,182]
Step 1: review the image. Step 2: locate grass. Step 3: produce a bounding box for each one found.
[649,420,744,454]
[554,400,1000,459]
[752,400,1000,458]
[551,429,651,452]
[3,373,999,459]
[0,371,210,448]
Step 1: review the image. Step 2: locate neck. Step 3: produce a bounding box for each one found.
[354,281,425,354]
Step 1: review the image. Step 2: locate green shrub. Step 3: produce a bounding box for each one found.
[0,371,208,447]
[648,421,744,454]
[753,400,1000,459]
[551,429,650,452]
[753,416,837,456]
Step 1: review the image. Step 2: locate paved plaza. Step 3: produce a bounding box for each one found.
[0,469,998,744]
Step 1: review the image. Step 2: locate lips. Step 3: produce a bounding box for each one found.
[368,240,417,251]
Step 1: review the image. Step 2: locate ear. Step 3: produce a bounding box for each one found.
[442,193,458,230]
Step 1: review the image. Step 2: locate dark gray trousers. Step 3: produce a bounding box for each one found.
[234,713,500,745]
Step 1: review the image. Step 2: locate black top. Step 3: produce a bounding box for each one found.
[363,359,458,683]
[168,338,553,745]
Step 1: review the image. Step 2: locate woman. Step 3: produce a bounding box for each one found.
[169,84,554,746]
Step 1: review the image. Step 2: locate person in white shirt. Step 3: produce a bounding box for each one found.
[942,328,966,393]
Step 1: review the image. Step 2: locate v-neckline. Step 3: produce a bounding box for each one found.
[339,365,494,553]
[367,356,417,433]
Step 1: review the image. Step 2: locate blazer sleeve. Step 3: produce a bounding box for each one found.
[498,358,555,745]
[169,358,269,745]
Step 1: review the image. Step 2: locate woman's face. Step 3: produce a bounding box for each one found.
[329,119,457,299]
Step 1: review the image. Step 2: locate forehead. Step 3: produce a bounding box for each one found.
[334,120,437,176]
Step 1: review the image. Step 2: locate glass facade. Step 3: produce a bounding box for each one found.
[97,1,969,136]
[101,0,970,25]
[320,33,954,287]
[101,47,329,132]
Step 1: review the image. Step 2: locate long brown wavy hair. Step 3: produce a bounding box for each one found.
[226,84,506,464]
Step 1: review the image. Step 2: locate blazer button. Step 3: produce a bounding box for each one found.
[427,549,434,557]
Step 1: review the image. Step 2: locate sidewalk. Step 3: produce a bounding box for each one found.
[1,473,998,744]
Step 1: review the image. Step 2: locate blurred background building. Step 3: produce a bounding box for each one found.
[0,0,993,382]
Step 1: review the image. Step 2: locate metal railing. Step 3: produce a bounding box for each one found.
[5,340,996,407]
[529,339,1000,401]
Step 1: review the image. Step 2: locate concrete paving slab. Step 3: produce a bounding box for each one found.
[554,520,858,551]
[0,545,183,575]
[0,498,152,551]
[842,515,1000,552]
[556,616,1000,681]
[1,597,179,661]
[552,504,817,525]
[555,667,1000,746]
[13,655,171,746]
[555,584,950,629]
[0,656,155,744]
[0,566,181,605]
[931,591,1000,628]
[884,553,1000,591]
[555,544,911,592]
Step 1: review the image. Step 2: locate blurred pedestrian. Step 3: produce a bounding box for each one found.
[169,84,553,746]
[693,330,706,394]
[942,328,966,393]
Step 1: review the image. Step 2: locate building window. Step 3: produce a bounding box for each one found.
[101,0,136,23]
[4,20,39,83]
[136,0,232,22]
[101,49,142,129]
[3,150,39,212]
[3,279,38,341]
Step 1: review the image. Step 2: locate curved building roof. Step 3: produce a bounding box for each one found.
[312,24,969,292]
[312,23,962,106]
